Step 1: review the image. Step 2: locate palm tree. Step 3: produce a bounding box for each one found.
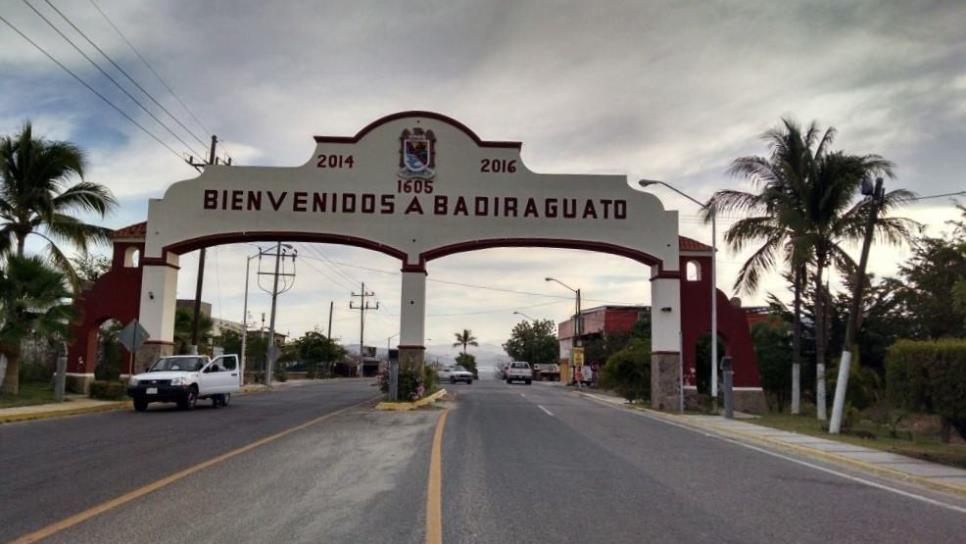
[707,118,916,419]
[798,148,915,420]
[173,307,214,355]
[0,256,74,395]
[452,329,479,355]
[705,118,825,414]
[0,123,117,285]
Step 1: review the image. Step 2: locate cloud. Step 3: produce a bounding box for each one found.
[2,0,965,345]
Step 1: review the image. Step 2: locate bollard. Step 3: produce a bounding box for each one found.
[722,355,734,419]
[54,348,67,403]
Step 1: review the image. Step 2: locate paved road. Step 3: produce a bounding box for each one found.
[442,379,966,544]
[0,379,388,542]
[2,377,966,543]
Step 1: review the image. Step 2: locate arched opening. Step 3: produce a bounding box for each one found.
[692,331,727,395]
[685,260,701,281]
[421,246,655,384]
[123,247,141,268]
[93,318,126,380]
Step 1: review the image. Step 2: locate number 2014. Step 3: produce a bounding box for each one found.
[316,154,354,168]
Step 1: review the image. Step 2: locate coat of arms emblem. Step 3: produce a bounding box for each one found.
[398,128,436,179]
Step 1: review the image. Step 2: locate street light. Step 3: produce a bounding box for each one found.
[546,277,581,387]
[239,246,266,385]
[639,179,720,402]
[513,310,536,321]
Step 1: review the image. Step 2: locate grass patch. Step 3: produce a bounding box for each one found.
[0,381,62,409]
[753,413,966,470]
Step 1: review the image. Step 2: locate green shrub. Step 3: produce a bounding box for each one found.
[422,364,437,393]
[751,320,792,411]
[275,367,288,382]
[600,338,651,402]
[89,380,126,400]
[886,339,966,441]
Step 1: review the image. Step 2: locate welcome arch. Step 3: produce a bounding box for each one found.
[70,111,763,412]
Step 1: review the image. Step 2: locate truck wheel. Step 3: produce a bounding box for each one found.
[526,379,532,385]
[506,378,511,384]
[221,393,231,407]
[133,398,148,412]
[450,377,456,384]
[178,387,198,410]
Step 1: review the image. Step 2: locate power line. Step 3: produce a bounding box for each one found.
[20,0,206,158]
[298,253,358,292]
[88,0,221,158]
[305,245,361,287]
[0,12,187,162]
[43,0,209,149]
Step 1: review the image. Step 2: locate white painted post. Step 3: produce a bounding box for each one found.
[399,270,427,366]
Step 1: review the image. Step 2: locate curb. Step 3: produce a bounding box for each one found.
[376,388,449,411]
[576,391,966,498]
[0,401,130,424]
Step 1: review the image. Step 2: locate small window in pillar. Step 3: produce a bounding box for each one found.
[124,247,141,268]
[686,260,701,282]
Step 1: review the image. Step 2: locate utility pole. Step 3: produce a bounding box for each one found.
[830,178,885,434]
[327,300,334,339]
[189,135,219,354]
[257,243,297,386]
[350,282,379,377]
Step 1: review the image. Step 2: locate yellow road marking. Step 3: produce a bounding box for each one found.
[426,409,448,544]
[8,397,377,544]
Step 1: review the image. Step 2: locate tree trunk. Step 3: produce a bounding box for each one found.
[791,265,803,415]
[15,232,26,257]
[815,262,827,422]
[1,352,19,395]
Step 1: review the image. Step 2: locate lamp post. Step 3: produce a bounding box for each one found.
[513,310,536,321]
[239,246,264,385]
[546,277,581,387]
[639,179,719,401]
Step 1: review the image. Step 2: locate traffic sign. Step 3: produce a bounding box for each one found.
[118,320,150,353]
[572,347,585,366]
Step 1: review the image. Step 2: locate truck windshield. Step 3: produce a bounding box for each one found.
[149,357,205,372]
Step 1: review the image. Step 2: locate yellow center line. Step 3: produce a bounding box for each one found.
[8,396,378,544]
[426,409,449,544]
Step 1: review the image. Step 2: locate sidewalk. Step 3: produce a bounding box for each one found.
[0,396,129,424]
[578,390,966,497]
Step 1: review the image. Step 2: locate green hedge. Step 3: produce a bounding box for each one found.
[886,339,966,440]
[89,380,127,400]
[600,338,651,402]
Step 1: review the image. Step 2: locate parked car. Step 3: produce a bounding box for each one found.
[505,361,533,385]
[127,354,240,411]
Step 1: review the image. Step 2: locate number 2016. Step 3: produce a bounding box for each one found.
[480,159,517,173]
[316,154,354,168]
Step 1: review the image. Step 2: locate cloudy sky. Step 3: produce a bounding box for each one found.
[2,1,965,363]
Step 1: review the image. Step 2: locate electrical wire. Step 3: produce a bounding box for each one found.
[87,0,223,159]
[44,0,209,149]
[20,0,206,158]
[0,12,188,162]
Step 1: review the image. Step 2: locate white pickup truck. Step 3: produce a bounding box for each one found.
[505,361,533,385]
[127,354,241,411]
